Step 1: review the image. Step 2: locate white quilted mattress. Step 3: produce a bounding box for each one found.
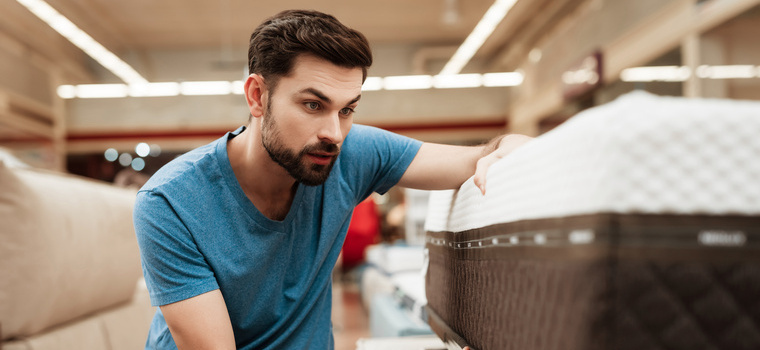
[425,91,760,233]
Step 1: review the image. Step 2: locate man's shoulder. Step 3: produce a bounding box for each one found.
[346,123,380,139]
[343,124,390,151]
[343,123,421,156]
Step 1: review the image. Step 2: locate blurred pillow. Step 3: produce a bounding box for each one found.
[0,162,140,340]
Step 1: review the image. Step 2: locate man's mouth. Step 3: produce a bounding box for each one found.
[306,152,335,165]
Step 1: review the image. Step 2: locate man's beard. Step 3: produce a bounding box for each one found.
[260,104,340,186]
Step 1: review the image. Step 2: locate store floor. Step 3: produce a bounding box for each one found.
[332,279,371,350]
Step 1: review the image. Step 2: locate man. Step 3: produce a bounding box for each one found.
[134,9,531,350]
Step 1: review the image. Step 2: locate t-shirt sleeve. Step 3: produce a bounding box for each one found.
[133,190,219,306]
[339,124,423,202]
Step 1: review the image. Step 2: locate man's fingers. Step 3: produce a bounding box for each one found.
[474,134,533,195]
[473,154,499,195]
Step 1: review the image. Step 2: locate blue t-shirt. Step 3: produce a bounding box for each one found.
[133,124,421,349]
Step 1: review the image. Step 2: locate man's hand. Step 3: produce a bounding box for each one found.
[473,134,533,195]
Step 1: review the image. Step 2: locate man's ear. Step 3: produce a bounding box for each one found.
[244,74,267,118]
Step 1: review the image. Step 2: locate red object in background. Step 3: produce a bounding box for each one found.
[341,197,380,271]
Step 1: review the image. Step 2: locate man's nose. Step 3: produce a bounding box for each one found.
[318,114,343,144]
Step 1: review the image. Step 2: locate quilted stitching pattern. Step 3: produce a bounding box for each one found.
[612,262,760,350]
[426,254,609,350]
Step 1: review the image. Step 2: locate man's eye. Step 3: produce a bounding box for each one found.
[305,102,320,110]
[340,107,355,116]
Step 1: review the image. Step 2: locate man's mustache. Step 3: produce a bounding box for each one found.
[301,142,340,156]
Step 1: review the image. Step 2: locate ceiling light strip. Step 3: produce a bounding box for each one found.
[16,0,148,84]
[57,72,524,98]
[439,0,518,75]
[620,64,760,82]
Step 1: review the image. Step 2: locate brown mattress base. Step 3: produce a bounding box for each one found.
[425,213,760,350]
[427,305,474,349]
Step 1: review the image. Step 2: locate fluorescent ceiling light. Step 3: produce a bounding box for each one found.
[129,82,180,97]
[562,70,599,85]
[620,66,691,82]
[361,77,383,91]
[620,65,760,82]
[231,80,245,95]
[383,75,434,90]
[75,84,128,98]
[56,85,77,99]
[16,0,148,84]
[440,0,518,75]
[433,74,483,89]
[180,81,233,95]
[57,72,523,98]
[482,72,523,87]
[696,65,755,79]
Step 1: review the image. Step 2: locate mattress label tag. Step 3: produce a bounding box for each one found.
[697,230,747,246]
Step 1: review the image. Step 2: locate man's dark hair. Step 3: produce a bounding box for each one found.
[248,10,373,92]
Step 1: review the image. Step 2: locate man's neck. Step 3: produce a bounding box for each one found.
[227,127,298,221]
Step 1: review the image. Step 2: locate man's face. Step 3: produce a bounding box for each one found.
[259,54,363,186]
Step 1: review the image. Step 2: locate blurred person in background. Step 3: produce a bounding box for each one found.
[133,9,531,350]
[341,197,381,273]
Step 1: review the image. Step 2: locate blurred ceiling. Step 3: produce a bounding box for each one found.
[0,0,592,151]
[1,0,588,83]
[41,0,496,50]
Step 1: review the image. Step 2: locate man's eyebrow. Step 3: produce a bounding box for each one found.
[301,88,331,103]
[299,88,361,106]
[348,94,362,105]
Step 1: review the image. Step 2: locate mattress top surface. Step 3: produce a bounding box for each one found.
[425,92,760,233]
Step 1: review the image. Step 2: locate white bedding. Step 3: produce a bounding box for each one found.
[425,92,760,233]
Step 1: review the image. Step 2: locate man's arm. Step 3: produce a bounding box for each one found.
[397,134,532,194]
[160,289,236,350]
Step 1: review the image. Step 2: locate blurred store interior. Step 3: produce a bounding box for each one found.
[1,0,759,349]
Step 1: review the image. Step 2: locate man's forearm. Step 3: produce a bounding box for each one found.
[397,134,531,191]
